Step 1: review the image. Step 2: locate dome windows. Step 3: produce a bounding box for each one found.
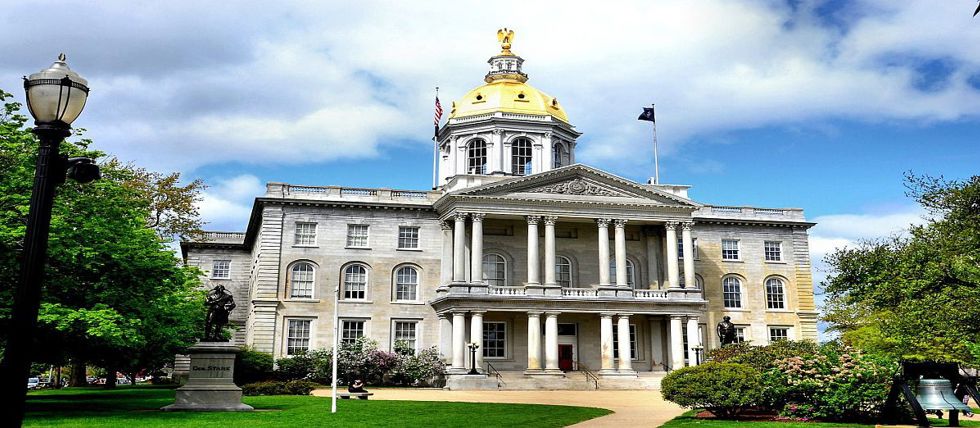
[475,94,484,101]
[511,138,533,176]
[467,139,488,175]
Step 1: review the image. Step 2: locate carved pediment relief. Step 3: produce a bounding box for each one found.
[524,178,634,198]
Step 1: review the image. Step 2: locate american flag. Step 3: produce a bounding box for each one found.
[434,96,443,127]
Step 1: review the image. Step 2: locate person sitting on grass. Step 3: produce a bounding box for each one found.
[348,379,367,393]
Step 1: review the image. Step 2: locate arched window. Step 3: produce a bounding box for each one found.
[482,253,506,286]
[553,142,569,168]
[394,266,419,301]
[289,262,315,298]
[722,276,742,308]
[511,138,533,176]
[679,273,703,291]
[467,139,488,174]
[343,264,368,300]
[556,256,572,287]
[609,259,636,288]
[765,277,786,309]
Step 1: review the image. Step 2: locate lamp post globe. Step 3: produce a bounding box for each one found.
[1,54,94,427]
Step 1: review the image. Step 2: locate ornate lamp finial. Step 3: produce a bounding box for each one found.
[497,28,515,55]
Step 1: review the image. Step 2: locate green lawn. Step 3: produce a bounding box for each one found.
[661,409,980,428]
[25,386,611,427]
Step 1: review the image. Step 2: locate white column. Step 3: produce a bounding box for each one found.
[599,313,615,373]
[452,312,467,370]
[544,312,560,372]
[440,222,453,285]
[438,313,452,362]
[543,216,558,286]
[665,222,680,289]
[617,314,633,372]
[597,219,611,286]
[470,213,485,283]
[645,231,660,289]
[614,219,628,286]
[526,312,542,371]
[453,213,467,282]
[682,222,695,289]
[686,317,700,366]
[526,216,540,285]
[669,315,685,369]
[470,311,485,372]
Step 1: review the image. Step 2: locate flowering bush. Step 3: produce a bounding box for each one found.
[661,362,764,418]
[273,337,445,387]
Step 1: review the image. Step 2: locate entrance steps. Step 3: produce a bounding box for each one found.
[490,370,666,390]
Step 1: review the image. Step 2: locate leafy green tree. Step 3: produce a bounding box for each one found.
[0,88,206,387]
[823,173,980,365]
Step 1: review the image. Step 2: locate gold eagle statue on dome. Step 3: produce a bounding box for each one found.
[497,28,515,55]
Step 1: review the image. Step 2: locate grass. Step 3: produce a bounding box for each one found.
[661,409,980,427]
[25,385,611,427]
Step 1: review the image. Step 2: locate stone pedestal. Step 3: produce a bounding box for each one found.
[446,374,499,390]
[162,342,253,411]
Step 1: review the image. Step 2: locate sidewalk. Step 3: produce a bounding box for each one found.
[312,388,686,427]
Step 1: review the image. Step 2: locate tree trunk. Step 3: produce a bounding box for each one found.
[53,366,62,388]
[69,361,87,387]
[128,371,138,386]
[103,366,117,389]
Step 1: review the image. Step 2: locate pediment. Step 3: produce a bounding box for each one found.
[452,164,701,208]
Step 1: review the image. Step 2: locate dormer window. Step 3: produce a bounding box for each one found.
[511,138,533,176]
[467,139,488,174]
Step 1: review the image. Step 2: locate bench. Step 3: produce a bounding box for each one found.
[336,392,373,400]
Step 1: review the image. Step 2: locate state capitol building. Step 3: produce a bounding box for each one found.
[182,31,819,388]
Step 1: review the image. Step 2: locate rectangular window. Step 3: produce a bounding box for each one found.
[612,324,638,360]
[294,222,317,246]
[483,322,506,358]
[769,327,789,342]
[393,321,418,352]
[764,241,782,261]
[722,239,740,260]
[286,319,311,355]
[341,320,365,345]
[397,226,420,249]
[677,238,697,259]
[346,224,369,248]
[211,260,230,279]
[734,326,747,344]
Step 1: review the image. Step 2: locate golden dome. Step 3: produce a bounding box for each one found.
[448,28,570,124]
[449,79,570,124]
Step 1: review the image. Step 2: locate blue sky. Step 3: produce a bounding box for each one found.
[2,1,979,327]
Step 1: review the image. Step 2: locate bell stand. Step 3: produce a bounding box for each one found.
[881,361,980,427]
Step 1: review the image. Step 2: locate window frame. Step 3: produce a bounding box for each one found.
[211,259,231,279]
[391,320,419,353]
[346,224,370,248]
[483,321,507,359]
[768,326,790,343]
[677,237,699,260]
[722,275,743,308]
[342,264,369,300]
[764,240,783,262]
[721,239,740,261]
[765,277,787,310]
[511,137,533,176]
[285,318,312,355]
[288,261,316,299]
[397,226,420,250]
[294,222,318,246]
[612,324,639,360]
[340,319,366,346]
[393,265,420,302]
[467,139,488,175]
[482,253,507,286]
[556,255,573,287]
[734,326,748,344]
[609,259,636,288]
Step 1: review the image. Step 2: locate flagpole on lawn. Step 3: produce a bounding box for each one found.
[331,284,339,413]
[432,87,441,190]
[652,104,660,185]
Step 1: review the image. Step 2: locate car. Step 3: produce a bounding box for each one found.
[26,377,40,390]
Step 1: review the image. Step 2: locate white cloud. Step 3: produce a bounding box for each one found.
[197,175,265,230]
[1,1,978,175]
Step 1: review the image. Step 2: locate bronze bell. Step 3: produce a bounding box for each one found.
[916,379,972,413]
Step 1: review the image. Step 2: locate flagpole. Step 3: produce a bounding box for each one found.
[651,104,660,184]
[330,284,339,413]
[432,87,440,190]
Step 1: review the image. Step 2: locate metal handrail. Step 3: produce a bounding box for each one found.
[485,362,504,387]
[576,361,599,390]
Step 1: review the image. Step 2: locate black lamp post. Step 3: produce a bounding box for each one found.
[467,343,480,375]
[0,54,98,427]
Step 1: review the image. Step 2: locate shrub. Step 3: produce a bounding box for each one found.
[235,347,274,385]
[661,362,763,418]
[393,346,447,386]
[241,380,319,396]
[707,340,820,372]
[275,353,315,381]
[269,338,447,387]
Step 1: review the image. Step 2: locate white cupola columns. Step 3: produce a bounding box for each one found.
[665,221,680,289]
[682,222,696,289]
[543,216,558,286]
[452,213,467,282]
[470,213,486,283]
[614,219,628,287]
[596,219,611,286]
[526,216,541,285]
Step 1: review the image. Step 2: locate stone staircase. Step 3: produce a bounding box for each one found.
[490,370,666,390]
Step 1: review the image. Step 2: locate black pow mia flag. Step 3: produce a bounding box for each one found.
[637,106,655,123]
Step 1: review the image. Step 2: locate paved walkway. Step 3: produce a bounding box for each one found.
[312,388,686,427]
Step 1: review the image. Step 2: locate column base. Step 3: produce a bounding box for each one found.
[446,367,470,375]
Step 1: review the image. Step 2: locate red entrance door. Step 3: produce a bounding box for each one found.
[558,345,574,371]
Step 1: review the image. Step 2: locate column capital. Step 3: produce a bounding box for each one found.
[543,216,558,226]
[595,218,611,227]
[471,213,486,222]
[665,221,679,229]
[616,313,633,319]
[526,215,541,225]
[453,311,468,317]
[686,315,700,322]
[599,312,616,319]
[682,221,695,230]
[613,219,628,228]
[526,311,543,317]
[440,221,452,230]
[670,314,686,321]
[469,310,487,315]
[437,312,450,319]
[544,311,561,317]
[454,212,469,222]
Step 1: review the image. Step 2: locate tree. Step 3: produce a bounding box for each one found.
[0,88,206,387]
[823,173,980,365]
